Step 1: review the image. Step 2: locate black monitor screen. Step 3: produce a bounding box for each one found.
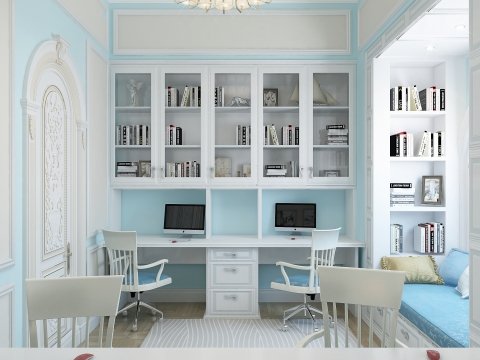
[275,203,316,229]
[164,204,206,232]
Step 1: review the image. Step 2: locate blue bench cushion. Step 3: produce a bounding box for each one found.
[400,284,469,347]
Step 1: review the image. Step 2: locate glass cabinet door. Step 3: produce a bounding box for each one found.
[163,71,204,183]
[260,69,305,185]
[210,68,256,184]
[309,66,355,186]
[113,71,153,183]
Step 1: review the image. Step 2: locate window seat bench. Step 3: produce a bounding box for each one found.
[398,283,469,348]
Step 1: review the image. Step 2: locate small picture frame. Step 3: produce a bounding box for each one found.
[323,169,340,177]
[421,175,443,205]
[139,160,151,177]
[263,88,278,107]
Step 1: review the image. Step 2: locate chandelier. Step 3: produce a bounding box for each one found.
[176,0,272,13]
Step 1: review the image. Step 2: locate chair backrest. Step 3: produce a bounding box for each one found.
[300,266,405,348]
[307,228,340,288]
[26,275,123,348]
[103,230,139,292]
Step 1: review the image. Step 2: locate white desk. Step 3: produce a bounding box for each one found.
[134,234,363,318]
[1,347,478,360]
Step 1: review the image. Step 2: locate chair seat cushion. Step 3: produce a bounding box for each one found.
[274,274,311,287]
[400,284,469,347]
[124,268,171,286]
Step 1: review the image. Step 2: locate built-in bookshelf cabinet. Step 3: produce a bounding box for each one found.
[370,58,464,268]
[210,67,257,185]
[308,65,355,186]
[110,63,355,188]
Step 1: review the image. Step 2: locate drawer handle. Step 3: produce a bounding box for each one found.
[224,267,238,273]
[400,329,409,341]
[224,295,238,301]
[224,252,237,258]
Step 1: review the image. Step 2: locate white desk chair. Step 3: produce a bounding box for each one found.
[297,266,406,348]
[270,227,340,330]
[102,230,172,331]
[26,275,123,348]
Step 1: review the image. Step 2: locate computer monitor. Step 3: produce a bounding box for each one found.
[275,203,316,234]
[164,204,206,236]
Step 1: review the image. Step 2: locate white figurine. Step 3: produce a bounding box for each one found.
[126,79,143,106]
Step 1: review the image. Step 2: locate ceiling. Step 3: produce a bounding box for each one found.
[382,0,469,58]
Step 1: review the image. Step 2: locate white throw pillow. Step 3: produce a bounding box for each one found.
[456,266,469,299]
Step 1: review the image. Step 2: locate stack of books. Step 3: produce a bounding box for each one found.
[414,222,445,254]
[390,131,414,157]
[179,86,201,107]
[116,161,138,177]
[390,85,445,111]
[265,165,287,177]
[166,161,200,177]
[235,125,251,145]
[281,125,299,145]
[214,86,225,107]
[115,124,150,146]
[326,124,348,145]
[418,130,445,157]
[390,183,415,207]
[390,223,403,254]
[166,125,183,145]
[166,87,179,107]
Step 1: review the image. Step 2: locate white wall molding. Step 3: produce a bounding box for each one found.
[0,0,13,269]
[113,9,351,56]
[0,284,14,347]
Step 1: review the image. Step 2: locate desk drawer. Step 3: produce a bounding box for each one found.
[208,248,257,261]
[211,263,254,286]
[209,290,255,314]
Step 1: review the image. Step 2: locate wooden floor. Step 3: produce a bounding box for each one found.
[104,302,377,348]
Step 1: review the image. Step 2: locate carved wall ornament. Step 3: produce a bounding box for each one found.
[52,34,68,66]
[28,114,35,140]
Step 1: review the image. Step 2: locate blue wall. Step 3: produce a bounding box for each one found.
[4,0,107,346]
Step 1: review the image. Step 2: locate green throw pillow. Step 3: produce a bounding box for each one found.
[381,255,444,284]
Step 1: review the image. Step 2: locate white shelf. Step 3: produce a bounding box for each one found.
[263,145,300,149]
[390,206,446,212]
[390,157,446,162]
[313,105,349,112]
[115,145,151,149]
[165,106,201,113]
[165,145,201,149]
[263,106,299,113]
[215,106,251,112]
[115,106,151,112]
[390,111,445,118]
[215,145,251,149]
[314,145,349,149]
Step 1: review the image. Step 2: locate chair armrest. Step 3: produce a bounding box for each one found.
[138,258,169,269]
[275,261,309,271]
[296,328,325,347]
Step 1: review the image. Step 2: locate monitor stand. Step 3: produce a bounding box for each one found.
[288,231,306,239]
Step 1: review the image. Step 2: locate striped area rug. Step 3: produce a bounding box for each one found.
[141,318,354,348]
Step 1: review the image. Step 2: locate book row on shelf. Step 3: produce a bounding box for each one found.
[390,85,446,111]
[389,131,445,157]
[166,125,183,145]
[264,125,299,146]
[166,85,201,107]
[235,125,251,145]
[390,222,445,255]
[116,161,151,178]
[414,222,445,254]
[166,161,201,178]
[115,125,150,146]
[325,124,348,145]
[390,183,415,207]
[214,86,225,107]
[390,223,403,254]
[264,161,298,177]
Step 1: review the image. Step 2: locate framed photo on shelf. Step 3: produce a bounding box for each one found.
[263,88,278,107]
[421,175,443,205]
[138,160,151,177]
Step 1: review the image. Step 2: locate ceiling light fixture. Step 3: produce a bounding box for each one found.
[176,0,272,13]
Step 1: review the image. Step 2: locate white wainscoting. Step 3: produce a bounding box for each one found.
[0,285,13,347]
[114,10,350,55]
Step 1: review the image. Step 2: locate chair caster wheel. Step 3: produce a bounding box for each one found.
[132,320,138,332]
[281,324,289,332]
